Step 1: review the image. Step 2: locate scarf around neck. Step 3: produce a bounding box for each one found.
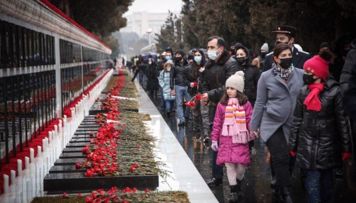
[272,62,294,81]
[221,98,250,143]
[304,83,324,111]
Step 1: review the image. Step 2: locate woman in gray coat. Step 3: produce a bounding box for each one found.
[250,43,304,203]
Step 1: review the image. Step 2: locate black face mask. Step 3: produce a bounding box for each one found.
[236,57,247,65]
[279,58,292,69]
[303,74,316,85]
[175,56,182,62]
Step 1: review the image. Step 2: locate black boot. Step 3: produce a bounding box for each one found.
[206,177,222,187]
[282,187,293,203]
[279,187,293,203]
[229,185,239,203]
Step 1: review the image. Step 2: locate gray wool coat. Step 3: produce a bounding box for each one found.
[250,67,304,142]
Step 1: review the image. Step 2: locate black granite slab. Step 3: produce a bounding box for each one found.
[54,158,85,165]
[76,128,99,131]
[89,109,108,115]
[59,152,86,159]
[44,172,158,193]
[78,125,100,128]
[72,134,94,139]
[49,165,85,173]
[62,148,83,153]
[74,131,96,135]
[69,139,91,143]
[66,142,88,148]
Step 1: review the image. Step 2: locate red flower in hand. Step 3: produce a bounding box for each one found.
[195,93,202,101]
[185,101,196,107]
[289,150,297,157]
[343,152,352,161]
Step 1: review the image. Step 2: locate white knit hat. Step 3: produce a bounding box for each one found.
[225,71,245,93]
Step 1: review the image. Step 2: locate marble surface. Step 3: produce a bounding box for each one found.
[135,81,218,203]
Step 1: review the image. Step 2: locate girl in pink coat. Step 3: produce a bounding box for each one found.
[210,71,256,202]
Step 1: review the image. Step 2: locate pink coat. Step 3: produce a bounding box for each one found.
[211,101,253,165]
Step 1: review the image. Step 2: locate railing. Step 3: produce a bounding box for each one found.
[0,0,112,173]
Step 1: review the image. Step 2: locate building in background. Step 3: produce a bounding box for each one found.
[121,11,172,37]
[119,11,179,57]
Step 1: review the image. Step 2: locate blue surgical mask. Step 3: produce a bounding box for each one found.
[194,56,202,64]
[207,50,218,60]
[165,56,172,60]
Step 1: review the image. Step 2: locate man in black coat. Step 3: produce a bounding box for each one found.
[201,36,239,187]
[340,38,356,182]
[262,25,310,72]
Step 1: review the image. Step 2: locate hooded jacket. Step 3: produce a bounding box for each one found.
[289,78,351,169]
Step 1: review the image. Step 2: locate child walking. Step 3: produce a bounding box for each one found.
[210,71,256,202]
[158,60,175,117]
[289,52,351,203]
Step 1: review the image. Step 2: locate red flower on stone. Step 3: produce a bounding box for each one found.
[129,162,139,173]
[85,169,94,177]
[85,196,93,203]
[75,162,82,169]
[62,192,69,198]
[122,187,137,193]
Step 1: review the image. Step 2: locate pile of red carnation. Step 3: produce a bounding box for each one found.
[76,123,120,177]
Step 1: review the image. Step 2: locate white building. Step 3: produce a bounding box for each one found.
[121,11,179,37]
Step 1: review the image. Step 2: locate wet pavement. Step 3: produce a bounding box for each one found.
[143,86,356,203]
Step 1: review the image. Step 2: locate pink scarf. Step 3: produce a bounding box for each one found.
[221,98,251,144]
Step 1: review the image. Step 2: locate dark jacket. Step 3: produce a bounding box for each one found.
[171,59,189,87]
[201,50,239,103]
[145,63,159,91]
[263,45,311,72]
[186,62,201,95]
[289,78,351,170]
[340,40,356,119]
[237,62,260,105]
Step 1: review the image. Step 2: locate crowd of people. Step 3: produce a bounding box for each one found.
[128,25,356,203]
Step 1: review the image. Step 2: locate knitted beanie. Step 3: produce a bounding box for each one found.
[303,55,329,80]
[225,71,245,93]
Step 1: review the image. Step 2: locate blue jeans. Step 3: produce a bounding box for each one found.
[304,169,334,203]
[164,99,174,113]
[175,85,191,123]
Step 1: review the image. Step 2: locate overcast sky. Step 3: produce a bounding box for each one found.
[125,0,183,15]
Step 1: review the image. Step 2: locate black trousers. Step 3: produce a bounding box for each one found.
[351,118,356,182]
[266,128,291,187]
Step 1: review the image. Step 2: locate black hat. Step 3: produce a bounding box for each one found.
[272,25,297,38]
[165,47,173,53]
